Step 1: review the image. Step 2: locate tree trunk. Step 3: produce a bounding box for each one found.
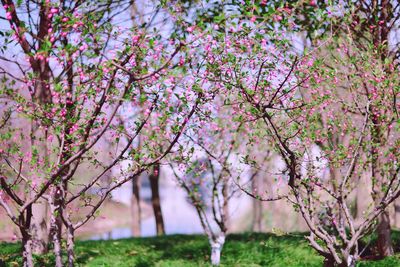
[371,0,393,258]
[21,231,34,267]
[67,225,75,267]
[222,181,229,231]
[31,200,48,254]
[371,114,394,257]
[130,175,141,236]
[30,46,52,255]
[394,199,400,228]
[251,173,262,232]
[209,234,225,266]
[377,210,394,257]
[323,255,356,267]
[30,119,50,255]
[49,188,63,267]
[53,228,63,267]
[323,257,335,267]
[149,163,165,235]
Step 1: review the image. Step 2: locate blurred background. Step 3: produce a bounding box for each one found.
[0,163,307,242]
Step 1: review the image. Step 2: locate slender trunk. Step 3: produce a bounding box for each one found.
[209,234,225,266]
[394,199,400,228]
[251,173,262,231]
[222,181,229,230]
[149,163,165,235]
[130,175,141,236]
[377,210,394,257]
[372,0,393,258]
[30,119,49,255]
[252,198,262,232]
[67,225,75,267]
[371,115,394,256]
[53,229,63,267]
[30,54,52,256]
[49,188,63,267]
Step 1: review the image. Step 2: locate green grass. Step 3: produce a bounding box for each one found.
[1,233,400,266]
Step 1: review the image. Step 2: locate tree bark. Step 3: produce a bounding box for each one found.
[394,199,400,228]
[30,114,50,255]
[31,200,48,254]
[149,163,165,235]
[67,225,75,267]
[209,234,225,266]
[130,175,141,236]
[222,181,229,231]
[49,188,63,267]
[22,233,34,267]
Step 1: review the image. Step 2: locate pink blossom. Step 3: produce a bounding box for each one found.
[132,35,140,44]
[79,44,88,51]
[187,26,195,33]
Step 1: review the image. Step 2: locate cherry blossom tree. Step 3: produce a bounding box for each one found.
[169,101,248,265]
[199,13,399,265]
[0,1,209,266]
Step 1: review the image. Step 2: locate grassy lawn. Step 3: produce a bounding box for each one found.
[2,233,400,266]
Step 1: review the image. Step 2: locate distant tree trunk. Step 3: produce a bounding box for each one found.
[149,163,165,235]
[130,175,141,236]
[372,0,394,258]
[251,173,262,232]
[394,199,400,228]
[222,181,229,230]
[377,210,394,257]
[356,172,371,220]
[371,113,394,257]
